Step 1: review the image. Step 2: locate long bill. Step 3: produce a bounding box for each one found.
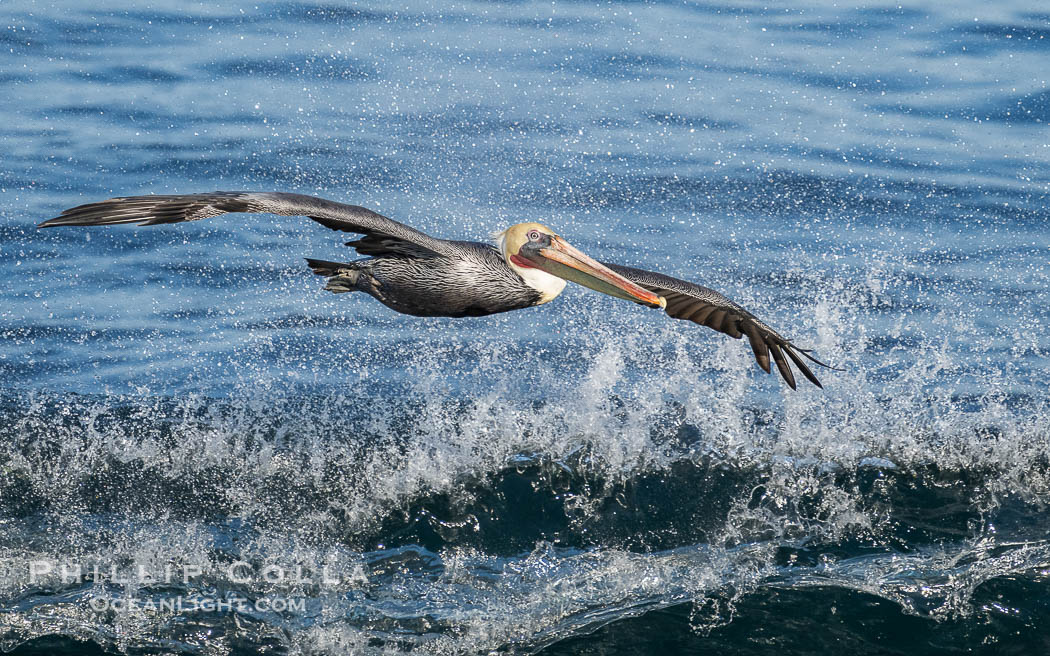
[528,236,666,308]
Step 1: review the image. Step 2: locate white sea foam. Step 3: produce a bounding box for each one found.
[3,255,1048,654]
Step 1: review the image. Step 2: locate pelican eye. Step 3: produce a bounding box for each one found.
[527,229,541,241]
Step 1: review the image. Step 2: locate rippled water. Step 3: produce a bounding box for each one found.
[2,1,1049,654]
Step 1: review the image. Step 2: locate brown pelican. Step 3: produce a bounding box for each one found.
[39,191,833,389]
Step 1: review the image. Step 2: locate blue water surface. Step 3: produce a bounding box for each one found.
[1,1,1049,654]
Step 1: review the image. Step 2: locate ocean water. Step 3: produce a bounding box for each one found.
[2,1,1049,654]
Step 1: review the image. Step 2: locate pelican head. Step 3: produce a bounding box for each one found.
[495,222,666,308]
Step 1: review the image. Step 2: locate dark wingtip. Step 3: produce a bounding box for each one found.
[794,347,845,372]
[744,324,772,375]
[38,199,138,228]
[37,214,131,228]
[768,343,797,390]
[783,344,824,389]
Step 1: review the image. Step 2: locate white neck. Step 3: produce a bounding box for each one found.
[514,265,566,304]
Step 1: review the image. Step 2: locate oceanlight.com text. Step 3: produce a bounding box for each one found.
[88,595,306,614]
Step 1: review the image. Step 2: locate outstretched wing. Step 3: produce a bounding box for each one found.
[38,191,452,258]
[604,263,832,389]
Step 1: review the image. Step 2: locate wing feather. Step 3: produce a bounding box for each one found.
[783,342,822,388]
[603,262,832,389]
[744,323,772,374]
[39,191,451,258]
[768,343,796,390]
